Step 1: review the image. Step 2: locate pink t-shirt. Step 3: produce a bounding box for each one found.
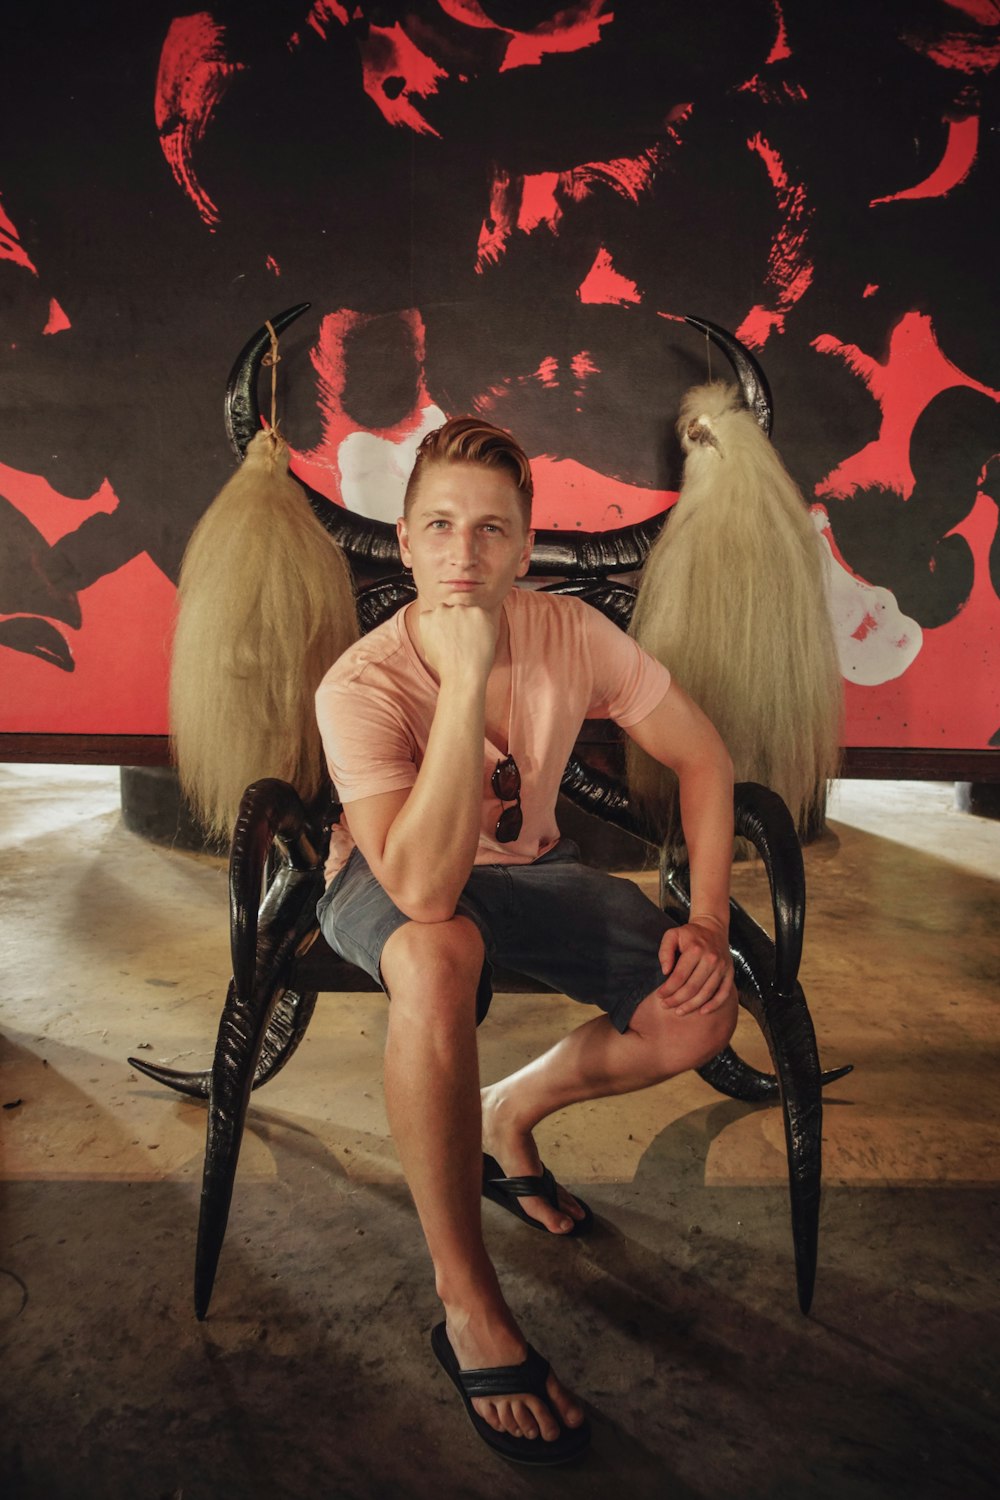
[315,587,671,881]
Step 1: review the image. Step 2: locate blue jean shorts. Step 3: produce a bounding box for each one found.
[316,839,678,1033]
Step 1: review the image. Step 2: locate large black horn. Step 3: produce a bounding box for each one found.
[223,307,774,576]
[683,314,773,436]
[662,782,852,1315]
[127,983,320,1100]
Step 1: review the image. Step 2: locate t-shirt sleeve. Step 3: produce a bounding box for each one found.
[315,673,418,805]
[581,601,672,726]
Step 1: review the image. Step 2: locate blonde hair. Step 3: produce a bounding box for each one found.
[629,382,842,841]
[403,416,533,526]
[170,428,358,840]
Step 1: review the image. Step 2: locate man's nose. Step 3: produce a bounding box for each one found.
[453,528,479,564]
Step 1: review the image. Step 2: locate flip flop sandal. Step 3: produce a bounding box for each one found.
[481,1152,594,1236]
[431,1322,591,1466]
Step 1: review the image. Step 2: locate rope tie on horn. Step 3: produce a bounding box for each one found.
[262,318,281,439]
[686,413,723,455]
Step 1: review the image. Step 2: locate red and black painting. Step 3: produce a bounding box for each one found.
[1,0,998,747]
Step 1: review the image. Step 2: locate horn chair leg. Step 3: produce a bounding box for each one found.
[663,782,852,1315]
[127,983,320,1100]
[196,779,325,1319]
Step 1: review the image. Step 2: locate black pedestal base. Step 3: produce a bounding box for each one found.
[119,766,226,854]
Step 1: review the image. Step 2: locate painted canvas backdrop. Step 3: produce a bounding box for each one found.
[1,0,998,746]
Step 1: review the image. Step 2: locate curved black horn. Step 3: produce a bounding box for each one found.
[225,302,313,455]
[224,307,774,576]
[698,1045,853,1102]
[224,301,404,570]
[195,862,323,1318]
[683,314,773,437]
[127,984,321,1101]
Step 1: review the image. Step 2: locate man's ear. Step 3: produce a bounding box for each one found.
[516,529,535,578]
[397,515,412,568]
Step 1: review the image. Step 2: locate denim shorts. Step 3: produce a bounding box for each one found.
[316,839,678,1033]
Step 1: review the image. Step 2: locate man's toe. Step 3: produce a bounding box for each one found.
[547,1372,585,1429]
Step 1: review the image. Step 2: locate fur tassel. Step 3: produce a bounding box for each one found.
[628,381,842,841]
[170,428,358,840]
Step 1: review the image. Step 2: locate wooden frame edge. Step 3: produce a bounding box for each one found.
[2,734,999,782]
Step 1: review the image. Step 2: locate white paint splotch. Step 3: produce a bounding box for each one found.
[337,405,447,523]
[813,508,923,685]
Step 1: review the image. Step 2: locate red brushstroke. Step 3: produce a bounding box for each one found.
[0,552,174,733]
[500,2,613,71]
[534,355,560,390]
[0,195,38,275]
[428,0,616,71]
[942,1,1000,21]
[265,255,281,276]
[529,457,674,532]
[850,609,879,643]
[572,148,664,202]
[0,465,173,733]
[289,309,432,498]
[863,283,879,298]
[736,134,813,348]
[766,0,791,62]
[813,311,1000,500]
[570,351,599,380]
[42,299,71,335]
[903,25,1000,73]
[438,0,614,70]
[155,14,244,229]
[871,115,979,204]
[436,1,497,29]
[476,169,514,272]
[738,2,800,95]
[0,463,116,548]
[477,150,664,273]
[305,0,349,40]
[736,306,785,346]
[739,74,808,103]
[577,246,641,305]
[360,23,446,136]
[518,173,562,233]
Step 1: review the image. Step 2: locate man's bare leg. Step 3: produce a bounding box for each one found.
[481,988,738,1233]
[379,915,586,1443]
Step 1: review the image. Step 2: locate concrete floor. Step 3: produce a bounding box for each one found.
[1,766,998,1500]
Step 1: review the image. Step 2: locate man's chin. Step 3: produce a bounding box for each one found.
[442,586,484,602]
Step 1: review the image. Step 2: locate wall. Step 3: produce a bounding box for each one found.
[1,0,998,750]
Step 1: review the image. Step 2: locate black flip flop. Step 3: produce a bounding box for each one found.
[430,1322,591,1466]
[481,1152,594,1236]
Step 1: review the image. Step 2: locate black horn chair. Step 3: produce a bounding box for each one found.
[130,310,851,1321]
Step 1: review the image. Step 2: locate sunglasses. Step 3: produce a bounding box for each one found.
[492,754,522,843]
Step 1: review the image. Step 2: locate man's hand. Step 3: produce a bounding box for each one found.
[417,603,500,685]
[656,917,734,1016]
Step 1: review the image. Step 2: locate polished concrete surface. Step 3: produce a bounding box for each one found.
[1,767,998,1499]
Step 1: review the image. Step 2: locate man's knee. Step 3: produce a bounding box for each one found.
[684,1000,738,1070]
[629,991,738,1074]
[381,915,484,1010]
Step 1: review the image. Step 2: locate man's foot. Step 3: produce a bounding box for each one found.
[440,1305,587,1452]
[482,1153,594,1236]
[481,1086,589,1234]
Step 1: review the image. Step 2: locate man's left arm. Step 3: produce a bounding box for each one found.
[626,685,736,1018]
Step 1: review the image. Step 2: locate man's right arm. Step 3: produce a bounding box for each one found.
[341,604,496,924]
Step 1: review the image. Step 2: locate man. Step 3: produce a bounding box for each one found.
[315,417,737,1465]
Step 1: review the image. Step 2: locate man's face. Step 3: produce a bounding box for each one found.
[397,462,534,613]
